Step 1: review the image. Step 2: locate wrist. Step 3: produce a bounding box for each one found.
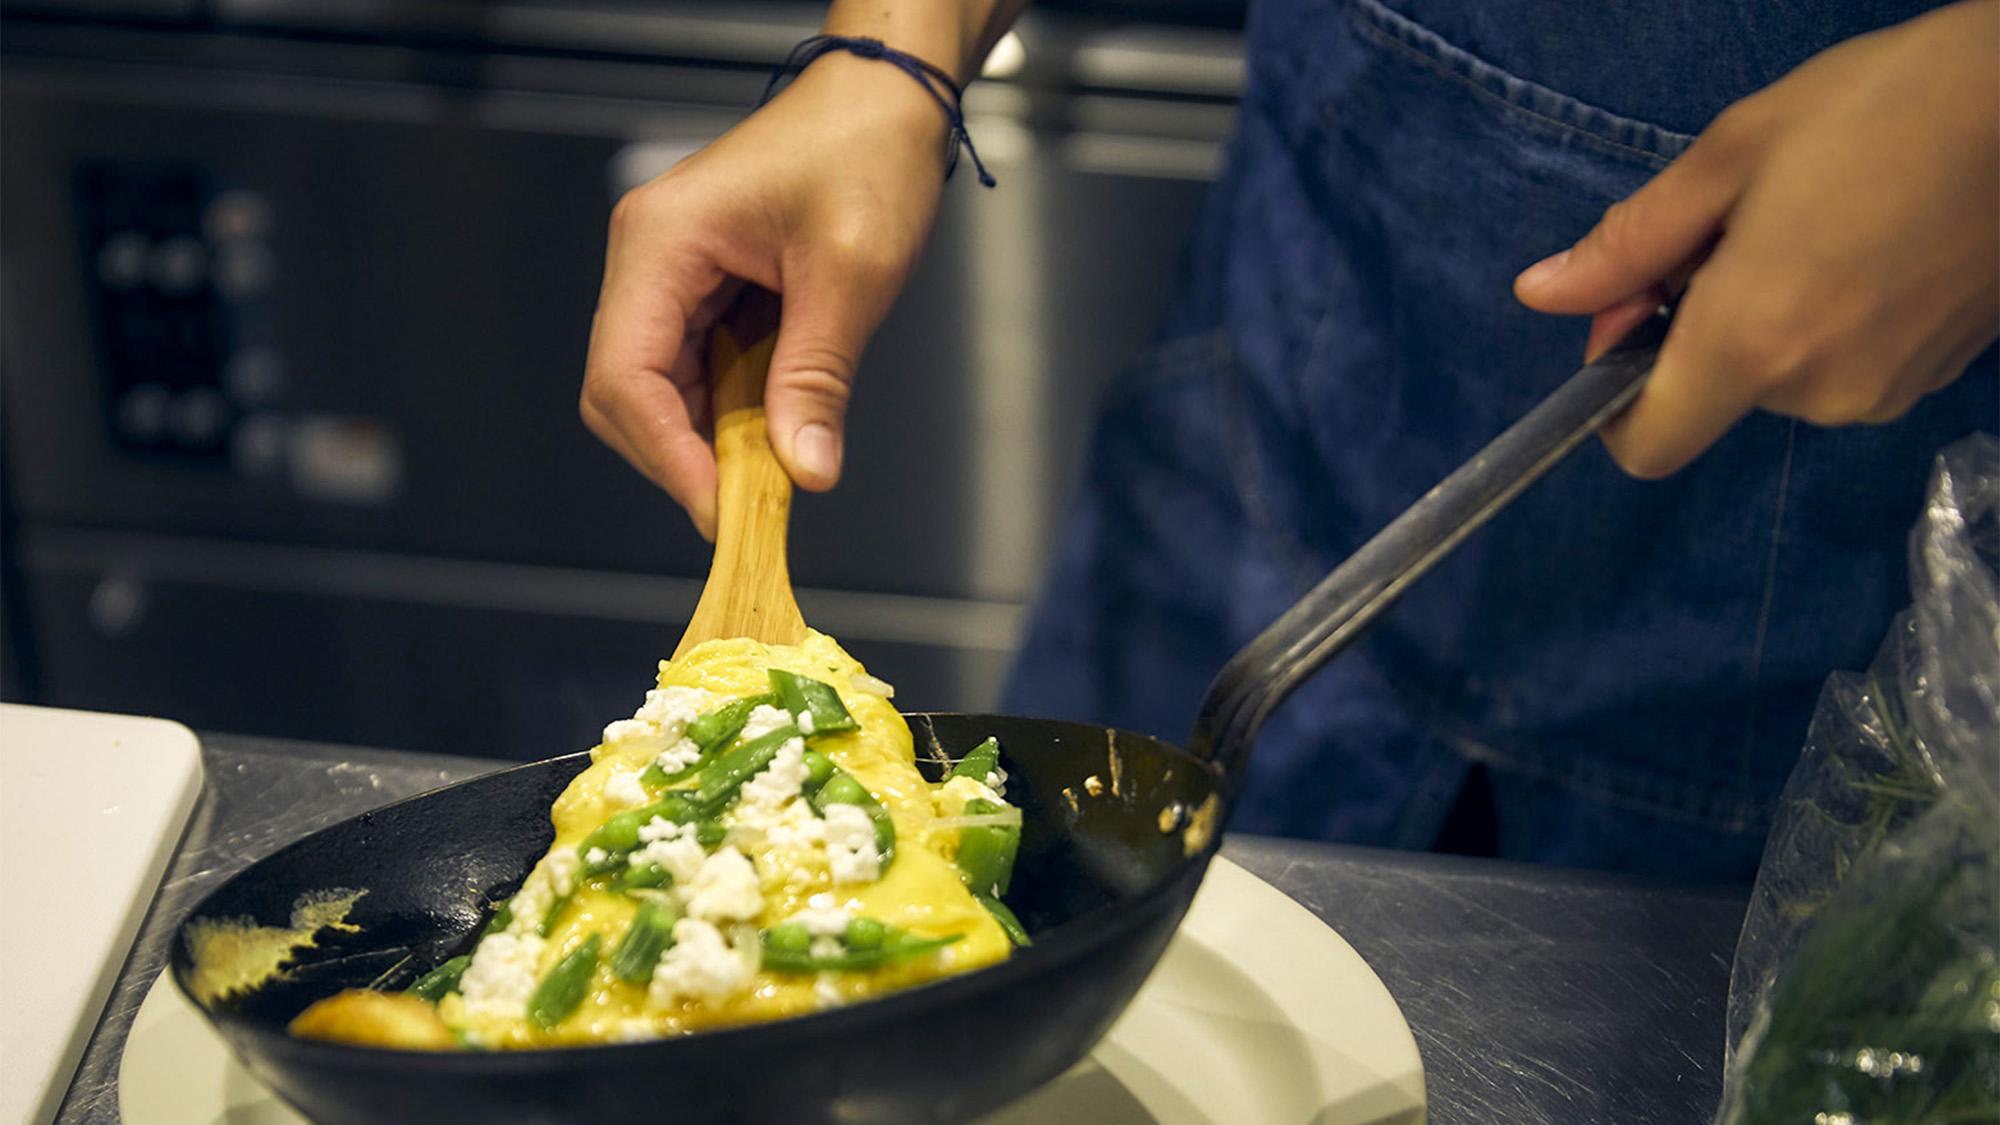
[784,51,954,151]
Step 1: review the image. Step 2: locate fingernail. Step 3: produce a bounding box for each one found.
[793,422,839,482]
[1517,249,1571,289]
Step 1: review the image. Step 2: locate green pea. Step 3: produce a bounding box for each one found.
[577,796,697,873]
[801,749,838,796]
[810,770,898,868]
[583,808,646,853]
[765,922,813,955]
[817,773,868,807]
[760,926,961,974]
[843,916,886,952]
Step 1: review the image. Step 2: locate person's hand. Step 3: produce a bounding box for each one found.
[1514,0,1999,478]
[581,53,952,537]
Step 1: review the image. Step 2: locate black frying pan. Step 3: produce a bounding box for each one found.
[169,306,1673,1125]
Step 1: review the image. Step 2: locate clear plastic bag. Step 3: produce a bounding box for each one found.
[1716,433,1999,1125]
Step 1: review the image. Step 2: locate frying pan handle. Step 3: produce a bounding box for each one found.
[1187,301,1676,780]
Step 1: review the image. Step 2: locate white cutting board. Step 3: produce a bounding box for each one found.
[0,704,204,1125]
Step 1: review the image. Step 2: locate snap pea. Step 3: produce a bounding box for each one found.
[482,902,514,936]
[576,794,698,874]
[527,933,601,1030]
[973,891,1032,947]
[609,900,679,983]
[695,819,728,848]
[406,954,471,1002]
[946,737,1002,785]
[759,923,962,974]
[611,860,672,892]
[692,723,799,816]
[811,770,896,865]
[685,692,778,754]
[954,797,1021,897]
[537,891,574,938]
[767,669,858,736]
[636,692,781,789]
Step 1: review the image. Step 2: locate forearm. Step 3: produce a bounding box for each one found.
[821,0,1031,84]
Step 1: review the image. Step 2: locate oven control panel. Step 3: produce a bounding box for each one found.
[73,160,282,465]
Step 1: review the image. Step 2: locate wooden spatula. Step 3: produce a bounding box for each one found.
[673,286,810,658]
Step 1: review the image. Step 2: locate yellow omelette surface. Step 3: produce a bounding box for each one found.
[429,631,1010,1047]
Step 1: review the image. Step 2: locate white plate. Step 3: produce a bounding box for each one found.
[2,704,204,1125]
[121,856,1426,1125]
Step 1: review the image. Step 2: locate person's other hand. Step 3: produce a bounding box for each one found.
[582,54,950,537]
[1514,0,1999,478]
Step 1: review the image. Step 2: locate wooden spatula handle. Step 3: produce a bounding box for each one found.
[673,287,809,657]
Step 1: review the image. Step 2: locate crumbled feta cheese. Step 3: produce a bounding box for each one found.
[649,919,753,1006]
[984,766,1008,796]
[504,874,551,937]
[792,906,852,959]
[583,846,609,868]
[631,818,706,886]
[738,704,794,744]
[651,736,703,777]
[788,905,853,935]
[637,816,685,843]
[823,803,883,884]
[602,768,649,809]
[940,774,1005,810]
[733,737,809,823]
[747,797,824,852]
[685,846,763,922]
[636,686,714,736]
[457,930,546,1018]
[546,848,581,898]
[797,710,817,736]
[601,718,668,754]
[814,973,845,1008]
[603,686,716,755]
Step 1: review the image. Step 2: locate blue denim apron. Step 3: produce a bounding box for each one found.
[1002,0,1998,881]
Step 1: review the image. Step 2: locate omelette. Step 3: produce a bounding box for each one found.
[290,631,1025,1049]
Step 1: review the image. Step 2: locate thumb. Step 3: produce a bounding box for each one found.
[763,270,888,492]
[1514,136,1745,316]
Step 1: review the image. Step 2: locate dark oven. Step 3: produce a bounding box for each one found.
[1,0,1244,760]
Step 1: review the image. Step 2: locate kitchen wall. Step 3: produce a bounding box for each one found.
[0,0,1244,759]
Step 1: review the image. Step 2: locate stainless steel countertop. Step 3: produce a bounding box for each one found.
[61,732,1747,1125]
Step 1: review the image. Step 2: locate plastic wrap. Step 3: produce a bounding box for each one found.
[1716,433,2000,1125]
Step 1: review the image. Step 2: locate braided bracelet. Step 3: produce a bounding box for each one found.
[761,34,997,188]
